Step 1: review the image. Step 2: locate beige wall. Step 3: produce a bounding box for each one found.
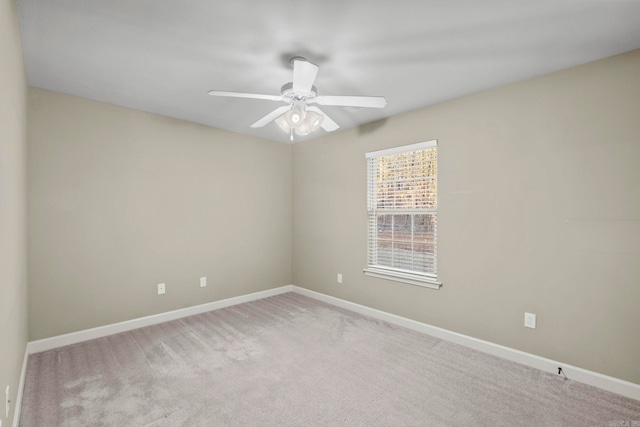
[0,0,28,423]
[293,49,640,384]
[20,39,640,388]
[28,88,292,340]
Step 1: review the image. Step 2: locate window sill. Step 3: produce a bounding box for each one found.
[363,267,442,290]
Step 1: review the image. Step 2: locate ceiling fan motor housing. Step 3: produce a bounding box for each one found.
[280,82,317,103]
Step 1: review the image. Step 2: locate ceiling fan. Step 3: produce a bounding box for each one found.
[208,57,387,140]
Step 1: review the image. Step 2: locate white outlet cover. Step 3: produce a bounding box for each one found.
[200,277,206,287]
[5,385,9,418]
[337,274,343,284]
[524,312,537,329]
[157,283,166,295]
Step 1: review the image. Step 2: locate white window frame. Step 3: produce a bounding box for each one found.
[364,140,442,290]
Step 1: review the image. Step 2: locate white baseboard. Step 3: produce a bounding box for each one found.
[27,285,293,354]
[290,285,640,402]
[22,284,639,403]
[12,346,29,427]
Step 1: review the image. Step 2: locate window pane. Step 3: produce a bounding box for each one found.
[392,214,411,241]
[377,240,392,266]
[376,215,392,240]
[376,182,392,209]
[413,243,435,272]
[413,214,436,243]
[392,240,413,270]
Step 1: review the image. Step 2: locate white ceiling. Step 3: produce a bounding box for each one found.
[16,1,640,143]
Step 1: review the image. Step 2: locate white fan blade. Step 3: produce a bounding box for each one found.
[307,106,339,132]
[292,60,319,93]
[208,90,283,102]
[251,105,291,128]
[314,95,387,108]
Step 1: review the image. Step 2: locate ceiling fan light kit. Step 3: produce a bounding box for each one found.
[208,58,387,141]
[285,100,306,127]
[275,101,325,140]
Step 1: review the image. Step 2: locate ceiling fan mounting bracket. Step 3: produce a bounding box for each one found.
[288,56,307,66]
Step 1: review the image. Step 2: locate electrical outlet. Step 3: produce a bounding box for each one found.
[337,273,343,284]
[524,312,537,329]
[200,277,207,288]
[157,283,165,295]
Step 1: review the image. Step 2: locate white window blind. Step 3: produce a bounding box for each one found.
[364,140,441,289]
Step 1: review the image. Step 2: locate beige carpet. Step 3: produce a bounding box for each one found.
[20,292,640,426]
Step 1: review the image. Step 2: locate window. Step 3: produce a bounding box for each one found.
[364,140,441,289]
